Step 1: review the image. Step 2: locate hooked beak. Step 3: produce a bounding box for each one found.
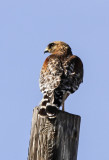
[44,47,49,54]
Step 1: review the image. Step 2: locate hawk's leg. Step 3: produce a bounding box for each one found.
[62,103,64,111]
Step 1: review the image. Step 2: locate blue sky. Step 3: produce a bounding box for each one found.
[0,0,109,159]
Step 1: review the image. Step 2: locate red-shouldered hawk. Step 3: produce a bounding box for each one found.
[38,41,83,118]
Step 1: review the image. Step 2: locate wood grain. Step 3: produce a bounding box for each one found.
[28,107,81,160]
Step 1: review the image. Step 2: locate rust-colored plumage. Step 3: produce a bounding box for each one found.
[39,41,83,118]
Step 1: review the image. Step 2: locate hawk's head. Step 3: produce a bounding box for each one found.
[44,41,72,56]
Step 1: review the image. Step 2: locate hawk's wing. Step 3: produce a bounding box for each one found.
[63,55,83,93]
[39,55,64,94]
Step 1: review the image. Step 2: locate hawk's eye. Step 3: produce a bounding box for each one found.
[49,43,55,48]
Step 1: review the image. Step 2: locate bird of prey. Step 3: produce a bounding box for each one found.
[39,41,83,118]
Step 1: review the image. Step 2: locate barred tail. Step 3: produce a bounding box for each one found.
[38,93,59,119]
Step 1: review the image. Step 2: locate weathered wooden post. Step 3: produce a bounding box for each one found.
[28,106,81,160]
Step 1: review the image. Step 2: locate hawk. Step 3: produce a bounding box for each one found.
[39,41,83,118]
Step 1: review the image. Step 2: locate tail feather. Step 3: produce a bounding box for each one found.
[38,90,66,118]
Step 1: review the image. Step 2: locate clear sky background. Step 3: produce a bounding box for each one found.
[0,0,109,159]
